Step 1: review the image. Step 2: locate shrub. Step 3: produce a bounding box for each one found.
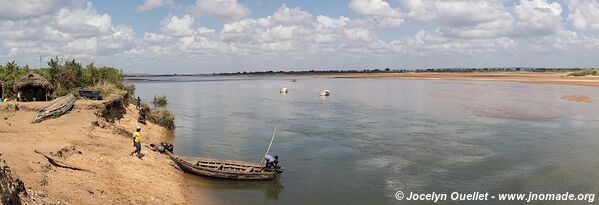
[153,95,168,107]
[123,83,136,98]
[148,109,175,130]
[569,69,599,76]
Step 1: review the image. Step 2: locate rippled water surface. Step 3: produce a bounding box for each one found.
[133,76,599,205]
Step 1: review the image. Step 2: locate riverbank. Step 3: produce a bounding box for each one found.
[0,94,191,204]
[314,72,599,87]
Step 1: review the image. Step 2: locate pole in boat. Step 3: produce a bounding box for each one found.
[260,126,278,165]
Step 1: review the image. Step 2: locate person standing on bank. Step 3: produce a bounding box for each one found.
[135,97,142,110]
[131,126,142,158]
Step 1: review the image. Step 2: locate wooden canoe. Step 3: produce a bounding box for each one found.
[166,151,282,180]
[32,94,76,123]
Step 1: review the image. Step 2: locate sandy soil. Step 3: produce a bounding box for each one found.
[561,95,593,103]
[315,72,599,87]
[0,98,191,204]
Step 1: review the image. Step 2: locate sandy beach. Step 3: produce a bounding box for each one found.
[0,94,191,204]
[315,72,599,87]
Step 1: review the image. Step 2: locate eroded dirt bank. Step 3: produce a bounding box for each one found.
[0,94,190,204]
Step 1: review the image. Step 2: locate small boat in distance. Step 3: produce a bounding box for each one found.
[320,89,330,96]
[280,87,288,93]
[166,151,283,180]
[33,94,76,123]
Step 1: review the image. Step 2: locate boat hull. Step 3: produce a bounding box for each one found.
[167,152,281,180]
[32,94,76,123]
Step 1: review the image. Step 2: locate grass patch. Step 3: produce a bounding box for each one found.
[87,82,127,97]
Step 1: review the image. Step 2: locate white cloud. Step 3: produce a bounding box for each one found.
[350,16,405,29]
[402,0,515,38]
[406,30,515,53]
[316,15,349,30]
[190,0,250,21]
[344,28,374,42]
[260,25,303,42]
[273,4,312,25]
[513,0,563,36]
[137,0,174,11]
[55,2,112,38]
[567,0,599,30]
[143,32,171,43]
[98,26,137,55]
[349,0,402,17]
[160,15,195,36]
[0,1,136,60]
[0,0,67,19]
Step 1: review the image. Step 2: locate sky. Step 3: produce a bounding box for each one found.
[0,0,599,73]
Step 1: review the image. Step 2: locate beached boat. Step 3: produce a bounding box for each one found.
[166,151,282,180]
[79,90,102,100]
[32,94,76,123]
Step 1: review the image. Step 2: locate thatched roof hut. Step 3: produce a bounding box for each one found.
[13,72,53,101]
[14,72,52,91]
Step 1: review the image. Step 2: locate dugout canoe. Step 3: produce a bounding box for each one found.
[166,151,282,180]
[32,94,76,123]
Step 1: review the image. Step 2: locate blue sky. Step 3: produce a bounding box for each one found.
[0,0,598,73]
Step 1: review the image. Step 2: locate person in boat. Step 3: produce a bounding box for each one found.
[265,154,279,169]
[135,97,142,110]
[130,126,142,158]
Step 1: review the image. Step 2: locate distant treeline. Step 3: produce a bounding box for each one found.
[213,67,596,76]
[0,58,130,98]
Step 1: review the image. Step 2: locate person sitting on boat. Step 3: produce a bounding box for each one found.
[265,154,279,169]
[130,126,142,158]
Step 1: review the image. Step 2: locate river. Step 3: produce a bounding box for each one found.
[132,76,599,205]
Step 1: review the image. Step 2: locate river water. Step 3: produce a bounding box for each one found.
[132,76,599,205]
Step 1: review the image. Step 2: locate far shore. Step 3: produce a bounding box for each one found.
[312,72,599,87]
[128,71,599,87]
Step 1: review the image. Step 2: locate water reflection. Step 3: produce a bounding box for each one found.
[183,173,285,201]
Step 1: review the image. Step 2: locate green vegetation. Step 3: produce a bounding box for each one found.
[213,67,591,76]
[153,95,168,107]
[0,61,35,98]
[1,58,175,130]
[1,58,130,98]
[148,109,176,130]
[568,69,598,76]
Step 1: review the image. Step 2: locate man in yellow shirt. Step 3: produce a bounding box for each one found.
[131,126,142,157]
